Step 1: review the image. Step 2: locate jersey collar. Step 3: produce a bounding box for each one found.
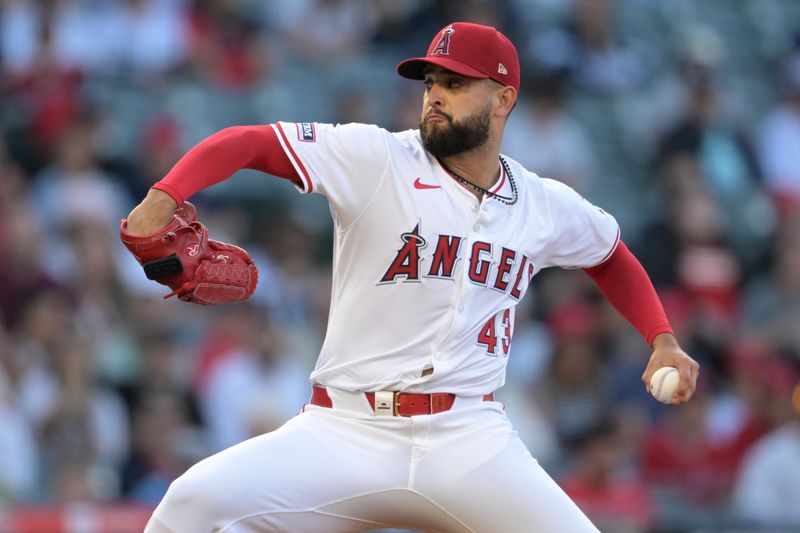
[436,157,513,203]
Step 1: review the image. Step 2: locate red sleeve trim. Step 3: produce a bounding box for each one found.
[583,240,673,346]
[272,123,314,193]
[644,325,677,347]
[152,181,185,206]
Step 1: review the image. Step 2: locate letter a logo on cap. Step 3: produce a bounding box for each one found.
[431,25,455,56]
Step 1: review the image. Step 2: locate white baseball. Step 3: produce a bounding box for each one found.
[649,366,680,403]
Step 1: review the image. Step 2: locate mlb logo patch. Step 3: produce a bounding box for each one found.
[296,122,316,142]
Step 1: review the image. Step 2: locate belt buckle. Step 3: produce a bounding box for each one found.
[394,392,434,416]
[393,391,404,416]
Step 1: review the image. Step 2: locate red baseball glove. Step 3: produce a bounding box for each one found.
[120,202,258,305]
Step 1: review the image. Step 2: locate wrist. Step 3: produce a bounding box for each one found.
[147,188,179,209]
[652,332,678,349]
[125,189,178,236]
[151,182,184,206]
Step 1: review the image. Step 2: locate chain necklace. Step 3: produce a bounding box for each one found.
[440,156,518,205]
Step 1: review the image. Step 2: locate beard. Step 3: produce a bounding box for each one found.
[420,104,491,158]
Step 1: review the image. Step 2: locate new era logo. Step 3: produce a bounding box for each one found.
[498,63,507,75]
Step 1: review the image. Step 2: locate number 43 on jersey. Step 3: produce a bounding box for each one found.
[477,309,511,357]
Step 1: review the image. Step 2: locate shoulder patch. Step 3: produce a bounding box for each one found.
[296,122,316,142]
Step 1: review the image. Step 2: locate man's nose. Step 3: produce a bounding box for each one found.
[427,83,444,107]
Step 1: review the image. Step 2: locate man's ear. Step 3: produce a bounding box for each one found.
[494,86,517,118]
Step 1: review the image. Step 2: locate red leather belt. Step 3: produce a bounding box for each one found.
[310,385,494,416]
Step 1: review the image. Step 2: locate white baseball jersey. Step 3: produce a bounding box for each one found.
[273,121,619,396]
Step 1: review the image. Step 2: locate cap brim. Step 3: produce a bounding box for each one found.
[397,56,489,81]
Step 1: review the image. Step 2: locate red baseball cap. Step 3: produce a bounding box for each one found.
[397,22,520,91]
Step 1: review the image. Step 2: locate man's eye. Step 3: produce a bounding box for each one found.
[424,80,433,90]
[448,80,462,88]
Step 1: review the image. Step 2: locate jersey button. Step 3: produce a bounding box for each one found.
[473,224,480,231]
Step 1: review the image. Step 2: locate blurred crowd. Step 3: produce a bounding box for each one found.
[1,0,800,531]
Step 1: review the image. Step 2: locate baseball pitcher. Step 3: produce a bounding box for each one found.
[122,22,699,533]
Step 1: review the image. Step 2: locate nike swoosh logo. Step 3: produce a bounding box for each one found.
[413,177,441,190]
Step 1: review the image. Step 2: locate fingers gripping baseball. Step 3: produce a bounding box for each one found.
[120,202,258,305]
[641,333,700,404]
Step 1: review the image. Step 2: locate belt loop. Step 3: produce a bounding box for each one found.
[373,391,394,416]
[430,393,445,414]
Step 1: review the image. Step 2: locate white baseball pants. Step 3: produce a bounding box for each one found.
[146,388,599,532]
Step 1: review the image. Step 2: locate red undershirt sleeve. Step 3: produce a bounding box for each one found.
[151,125,301,205]
[583,241,674,346]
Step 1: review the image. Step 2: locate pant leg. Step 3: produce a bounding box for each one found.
[414,403,600,533]
[146,406,417,533]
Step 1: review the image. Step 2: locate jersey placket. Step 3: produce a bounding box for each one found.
[430,178,498,364]
[429,155,522,372]
[453,201,498,343]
